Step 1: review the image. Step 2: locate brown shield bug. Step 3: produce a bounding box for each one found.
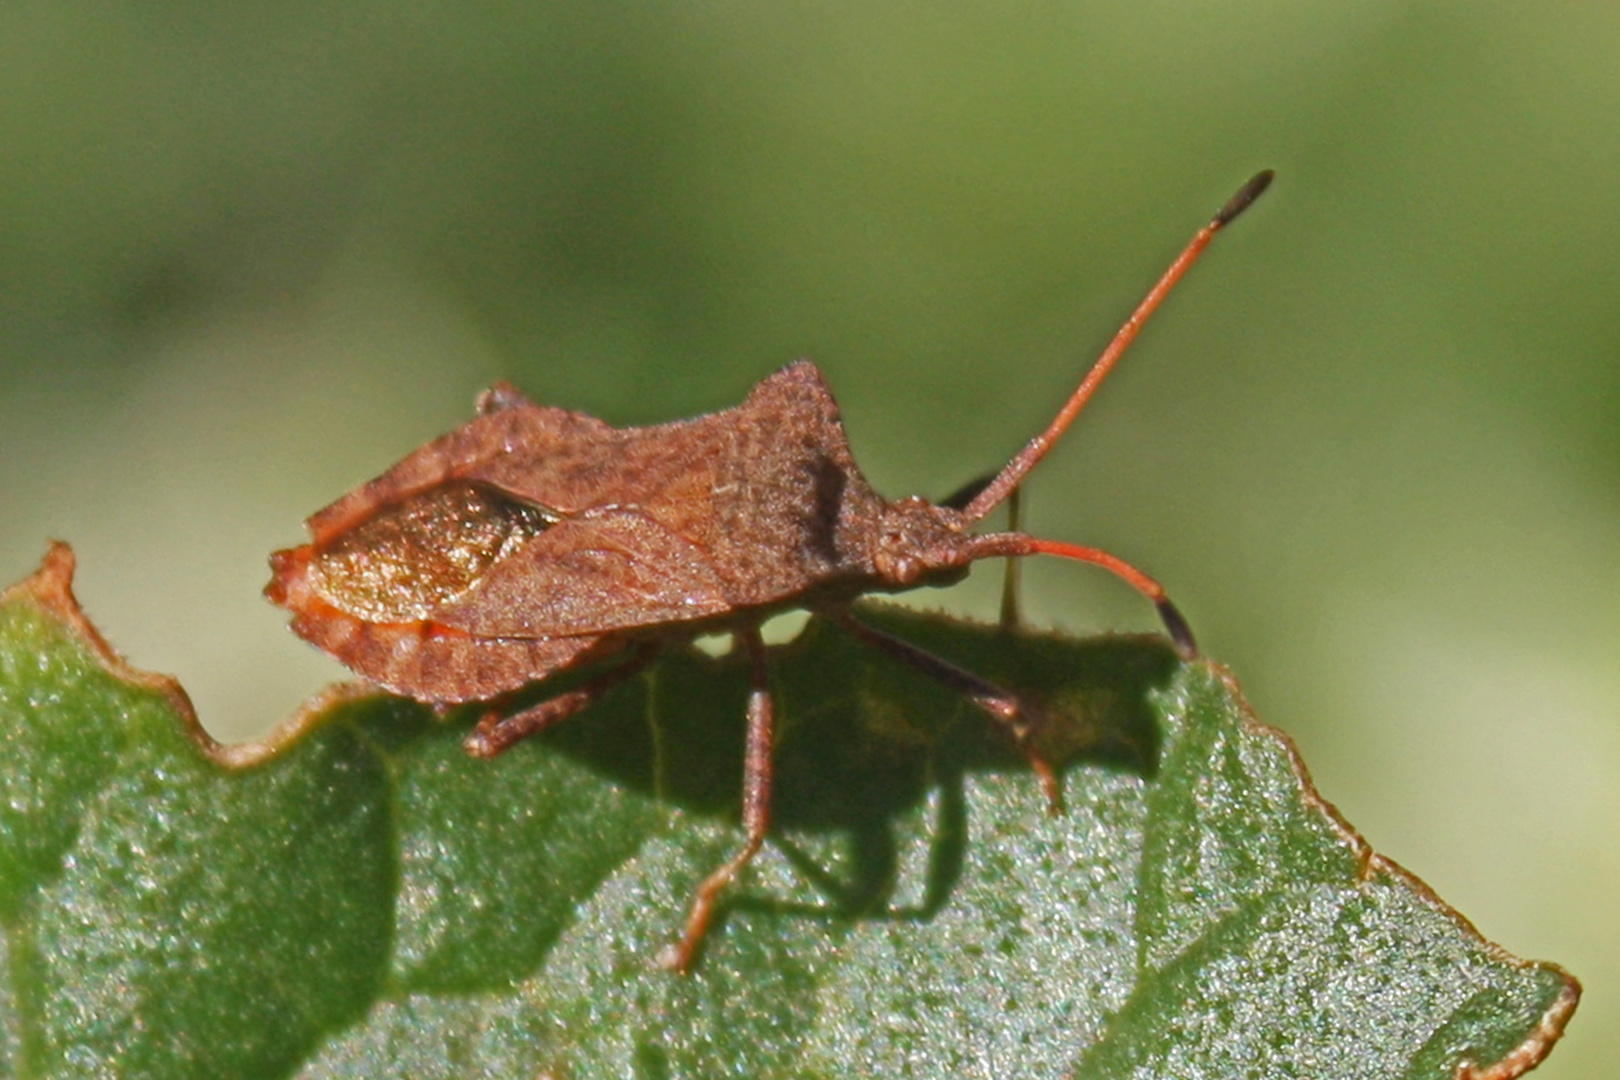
[267,171,1272,971]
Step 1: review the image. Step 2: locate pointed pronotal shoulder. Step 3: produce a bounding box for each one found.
[745,359,837,402]
[478,361,837,436]
[732,360,846,430]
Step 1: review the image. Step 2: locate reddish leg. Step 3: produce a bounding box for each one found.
[665,627,775,973]
[829,610,1064,814]
[940,473,1024,631]
[464,644,660,758]
[998,485,1024,631]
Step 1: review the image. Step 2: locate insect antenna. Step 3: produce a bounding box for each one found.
[951,172,1274,658]
[959,170,1274,524]
[962,532,1196,658]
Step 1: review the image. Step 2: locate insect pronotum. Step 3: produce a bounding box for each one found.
[267,170,1273,971]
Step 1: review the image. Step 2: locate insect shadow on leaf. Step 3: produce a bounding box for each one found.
[267,171,1273,971]
[524,607,1173,932]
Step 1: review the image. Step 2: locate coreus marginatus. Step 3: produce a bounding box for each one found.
[267,171,1272,971]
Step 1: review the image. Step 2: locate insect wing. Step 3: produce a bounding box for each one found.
[430,507,734,639]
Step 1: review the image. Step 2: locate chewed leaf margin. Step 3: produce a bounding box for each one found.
[1,541,378,770]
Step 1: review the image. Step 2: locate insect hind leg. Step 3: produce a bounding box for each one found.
[463,643,661,757]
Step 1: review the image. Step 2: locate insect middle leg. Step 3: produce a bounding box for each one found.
[463,643,662,757]
[664,626,775,973]
[829,609,1063,814]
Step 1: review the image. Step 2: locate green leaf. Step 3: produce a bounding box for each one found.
[0,545,1578,1079]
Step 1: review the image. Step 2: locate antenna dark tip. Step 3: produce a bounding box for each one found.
[1213,169,1275,228]
[1156,599,1199,660]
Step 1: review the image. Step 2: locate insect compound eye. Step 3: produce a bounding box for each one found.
[308,480,558,622]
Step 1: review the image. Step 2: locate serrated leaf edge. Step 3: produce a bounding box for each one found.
[1199,662,1581,1080]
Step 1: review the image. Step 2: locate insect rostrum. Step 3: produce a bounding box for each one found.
[266,170,1272,972]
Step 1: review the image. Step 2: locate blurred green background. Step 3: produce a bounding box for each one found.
[1,1,1613,1074]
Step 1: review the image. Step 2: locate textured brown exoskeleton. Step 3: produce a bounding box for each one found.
[267,171,1272,971]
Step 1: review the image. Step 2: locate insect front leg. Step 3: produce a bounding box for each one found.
[997,484,1024,631]
[941,474,1026,632]
[663,627,775,973]
[463,643,661,757]
[829,609,1063,814]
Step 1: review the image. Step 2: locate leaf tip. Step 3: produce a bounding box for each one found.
[1453,973,1581,1080]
